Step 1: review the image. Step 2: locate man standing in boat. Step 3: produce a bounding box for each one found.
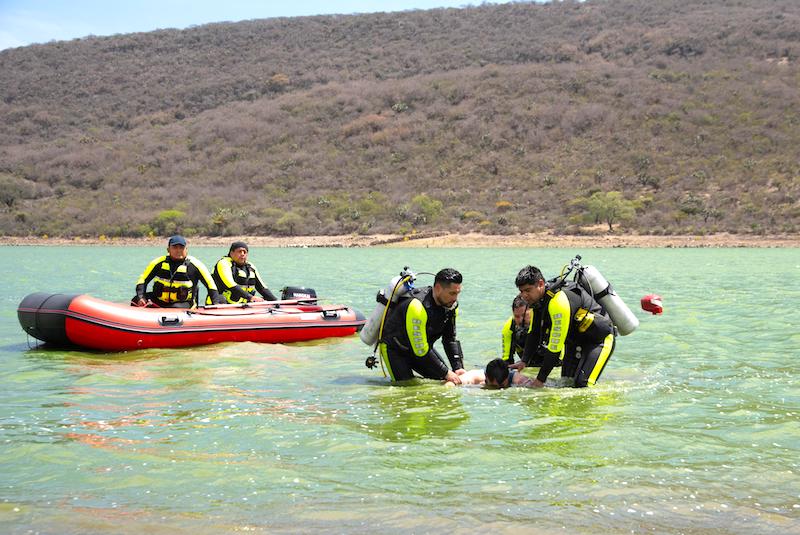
[210,241,278,304]
[378,268,466,384]
[133,235,225,308]
[511,265,615,388]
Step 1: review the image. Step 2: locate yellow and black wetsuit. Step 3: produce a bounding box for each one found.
[522,280,616,387]
[210,256,277,304]
[500,315,532,364]
[135,255,223,308]
[379,286,464,381]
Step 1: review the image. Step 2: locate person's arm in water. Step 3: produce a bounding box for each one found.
[512,370,537,388]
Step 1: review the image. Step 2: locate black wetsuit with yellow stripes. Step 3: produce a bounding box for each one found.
[210,256,277,304]
[522,280,616,387]
[501,316,532,364]
[135,255,223,308]
[379,287,464,381]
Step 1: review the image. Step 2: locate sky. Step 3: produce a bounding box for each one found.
[0,0,503,51]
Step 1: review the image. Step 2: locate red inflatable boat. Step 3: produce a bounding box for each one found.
[18,293,366,352]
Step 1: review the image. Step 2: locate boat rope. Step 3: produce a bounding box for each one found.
[186,306,350,317]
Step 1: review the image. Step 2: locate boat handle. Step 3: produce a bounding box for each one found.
[322,310,339,320]
[159,315,184,326]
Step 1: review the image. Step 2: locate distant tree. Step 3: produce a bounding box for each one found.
[276,211,303,235]
[409,193,443,224]
[0,174,35,209]
[581,191,637,231]
[152,209,186,236]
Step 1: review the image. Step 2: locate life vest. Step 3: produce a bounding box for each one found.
[212,257,258,304]
[151,257,194,305]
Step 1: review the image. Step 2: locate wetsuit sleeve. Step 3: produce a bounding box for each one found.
[252,265,277,301]
[442,307,464,371]
[216,258,253,302]
[190,257,225,304]
[501,317,514,361]
[135,256,165,300]
[536,291,571,383]
[521,327,539,366]
[405,298,449,379]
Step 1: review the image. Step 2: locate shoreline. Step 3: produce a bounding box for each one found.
[1,232,798,248]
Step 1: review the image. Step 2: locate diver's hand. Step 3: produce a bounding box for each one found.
[509,361,526,371]
[444,370,462,385]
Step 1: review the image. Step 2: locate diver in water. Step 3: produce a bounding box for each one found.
[512,265,616,388]
[501,294,532,364]
[378,268,466,384]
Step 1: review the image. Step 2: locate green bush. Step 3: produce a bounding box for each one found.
[151,209,186,236]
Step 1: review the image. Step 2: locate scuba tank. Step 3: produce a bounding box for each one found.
[359,267,417,346]
[571,258,639,336]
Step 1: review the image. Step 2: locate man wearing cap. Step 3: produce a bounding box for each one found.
[133,235,225,308]
[210,241,277,304]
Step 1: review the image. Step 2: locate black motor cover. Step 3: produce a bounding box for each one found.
[280,286,317,303]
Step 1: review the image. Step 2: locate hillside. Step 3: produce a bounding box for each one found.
[1,0,798,238]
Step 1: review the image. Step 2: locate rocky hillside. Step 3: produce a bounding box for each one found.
[0,0,798,237]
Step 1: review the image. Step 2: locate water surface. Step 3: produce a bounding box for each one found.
[1,246,798,534]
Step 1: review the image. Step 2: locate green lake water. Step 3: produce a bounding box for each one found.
[1,246,798,534]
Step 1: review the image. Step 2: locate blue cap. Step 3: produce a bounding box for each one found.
[167,235,187,247]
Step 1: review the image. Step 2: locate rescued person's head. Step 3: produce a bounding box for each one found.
[485,358,511,388]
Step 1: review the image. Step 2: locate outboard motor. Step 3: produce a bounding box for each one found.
[281,286,317,304]
[359,267,416,346]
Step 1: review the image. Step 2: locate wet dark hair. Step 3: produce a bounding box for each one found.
[229,241,249,252]
[435,268,462,286]
[515,265,544,288]
[485,358,510,387]
[512,295,526,310]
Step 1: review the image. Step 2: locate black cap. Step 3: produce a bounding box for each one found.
[167,235,187,247]
[229,241,249,252]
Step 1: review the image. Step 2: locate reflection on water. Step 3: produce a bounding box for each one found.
[358,383,468,442]
[1,246,799,533]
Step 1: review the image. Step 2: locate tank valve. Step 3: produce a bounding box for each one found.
[365,355,378,369]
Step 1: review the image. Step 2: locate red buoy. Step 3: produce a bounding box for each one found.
[641,294,663,315]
